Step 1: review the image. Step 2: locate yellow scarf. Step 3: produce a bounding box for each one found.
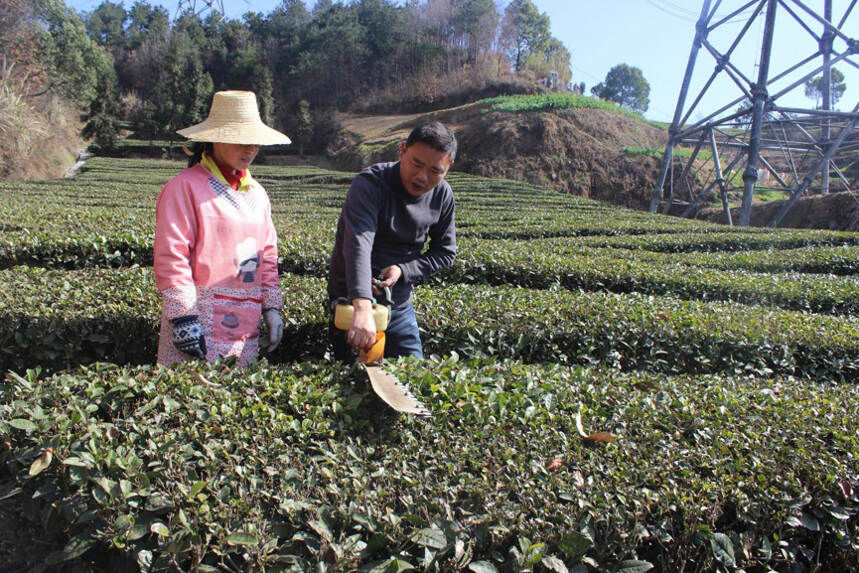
[201,152,254,193]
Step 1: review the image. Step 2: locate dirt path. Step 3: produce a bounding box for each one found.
[336,112,425,144]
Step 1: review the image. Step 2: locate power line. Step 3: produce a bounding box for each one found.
[657,0,701,18]
[644,0,697,22]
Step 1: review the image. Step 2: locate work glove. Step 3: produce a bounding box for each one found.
[171,315,207,360]
[261,308,284,352]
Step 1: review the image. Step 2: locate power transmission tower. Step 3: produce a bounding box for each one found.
[650,0,859,228]
[175,0,226,19]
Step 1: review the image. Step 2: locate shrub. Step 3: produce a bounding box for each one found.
[1,359,856,571]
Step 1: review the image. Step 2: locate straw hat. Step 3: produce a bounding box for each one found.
[176,90,291,145]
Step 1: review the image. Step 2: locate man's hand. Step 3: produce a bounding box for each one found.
[347,298,377,350]
[373,264,402,295]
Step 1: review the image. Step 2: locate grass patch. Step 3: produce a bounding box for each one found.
[476,93,666,129]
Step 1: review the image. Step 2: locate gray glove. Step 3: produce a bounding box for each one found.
[261,308,284,352]
[171,315,207,359]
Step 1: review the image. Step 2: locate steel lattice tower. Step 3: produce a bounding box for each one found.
[175,0,226,19]
[650,0,859,228]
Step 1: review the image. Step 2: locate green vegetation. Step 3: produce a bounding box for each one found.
[590,63,650,114]
[622,146,710,160]
[3,360,857,571]
[1,157,857,571]
[477,93,665,129]
[754,188,790,202]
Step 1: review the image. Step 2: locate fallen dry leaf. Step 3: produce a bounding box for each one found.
[195,373,222,388]
[574,410,588,437]
[585,432,617,443]
[547,457,564,471]
[29,448,53,476]
[634,380,660,391]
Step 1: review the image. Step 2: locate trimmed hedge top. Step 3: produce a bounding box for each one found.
[2,358,857,571]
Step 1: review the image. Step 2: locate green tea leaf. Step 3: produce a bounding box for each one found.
[150,521,169,537]
[710,533,736,567]
[410,527,447,549]
[9,418,38,431]
[541,555,569,573]
[45,534,97,565]
[225,532,258,546]
[558,532,592,560]
[468,561,498,573]
[614,560,654,573]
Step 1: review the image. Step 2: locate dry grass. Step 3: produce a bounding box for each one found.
[0,80,83,181]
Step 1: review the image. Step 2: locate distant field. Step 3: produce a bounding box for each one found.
[1,157,856,572]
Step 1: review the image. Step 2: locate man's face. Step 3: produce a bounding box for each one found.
[399,141,453,197]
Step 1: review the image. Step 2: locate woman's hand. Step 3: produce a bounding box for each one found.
[171,315,207,360]
[261,308,284,352]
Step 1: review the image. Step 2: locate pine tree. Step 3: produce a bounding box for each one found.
[82,68,122,152]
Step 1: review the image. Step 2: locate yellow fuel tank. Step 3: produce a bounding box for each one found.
[333,301,390,332]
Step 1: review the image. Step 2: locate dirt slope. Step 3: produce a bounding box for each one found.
[332,103,857,230]
[333,103,667,211]
[454,108,667,210]
[697,191,859,231]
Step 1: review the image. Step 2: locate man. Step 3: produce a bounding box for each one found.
[327,121,457,361]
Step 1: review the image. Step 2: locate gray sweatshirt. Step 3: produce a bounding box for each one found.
[327,161,456,309]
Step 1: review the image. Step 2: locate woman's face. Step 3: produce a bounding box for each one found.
[212,142,260,172]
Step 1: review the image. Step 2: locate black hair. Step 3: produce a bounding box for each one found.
[187,141,214,167]
[405,121,457,162]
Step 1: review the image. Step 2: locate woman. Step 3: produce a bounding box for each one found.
[154,90,290,367]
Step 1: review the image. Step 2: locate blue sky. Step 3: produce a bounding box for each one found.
[66,0,857,123]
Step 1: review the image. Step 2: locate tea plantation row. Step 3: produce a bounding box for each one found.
[2,159,859,318]
[3,228,858,318]
[2,358,857,572]
[1,157,857,572]
[3,266,857,381]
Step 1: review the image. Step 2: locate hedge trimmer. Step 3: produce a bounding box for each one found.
[332,281,431,418]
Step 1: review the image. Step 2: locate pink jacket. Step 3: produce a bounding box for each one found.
[154,160,283,366]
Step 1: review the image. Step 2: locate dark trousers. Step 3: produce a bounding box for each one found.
[329,303,423,363]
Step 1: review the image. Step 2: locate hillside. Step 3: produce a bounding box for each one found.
[332,99,668,212]
[328,98,858,230]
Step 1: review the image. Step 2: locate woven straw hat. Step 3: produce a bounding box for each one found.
[176,90,291,145]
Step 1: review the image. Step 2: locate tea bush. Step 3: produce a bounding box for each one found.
[3,267,857,382]
[1,359,856,571]
[451,239,859,316]
[2,157,858,571]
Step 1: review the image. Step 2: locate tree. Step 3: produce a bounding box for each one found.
[355,0,405,85]
[125,1,169,50]
[293,99,312,155]
[84,1,127,48]
[500,0,550,72]
[35,0,114,105]
[293,3,368,109]
[149,19,213,139]
[591,63,650,114]
[82,66,122,152]
[525,36,570,88]
[452,0,498,64]
[804,67,846,109]
[312,0,333,15]
[0,0,44,94]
